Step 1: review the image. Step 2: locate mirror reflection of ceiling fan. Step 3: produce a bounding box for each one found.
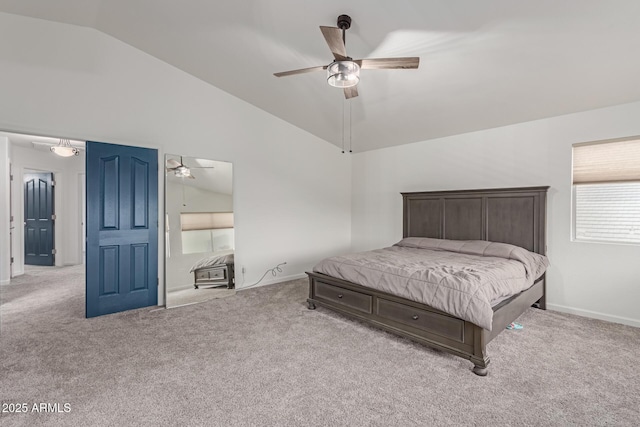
[274,14,420,99]
[166,156,214,180]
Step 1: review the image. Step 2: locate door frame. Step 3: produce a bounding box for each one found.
[23,171,55,266]
[1,127,166,308]
[9,161,14,277]
[13,168,65,272]
[79,172,86,263]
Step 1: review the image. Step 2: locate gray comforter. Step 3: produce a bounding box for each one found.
[189,253,234,273]
[313,238,549,330]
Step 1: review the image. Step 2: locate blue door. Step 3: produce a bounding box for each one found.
[24,172,55,266]
[86,141,158,318]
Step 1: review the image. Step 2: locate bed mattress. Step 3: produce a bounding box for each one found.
[313,238,549,330]
[190,252,234,273]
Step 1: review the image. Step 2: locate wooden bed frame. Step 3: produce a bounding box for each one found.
[193,262,235,289]
[306,186,549,376]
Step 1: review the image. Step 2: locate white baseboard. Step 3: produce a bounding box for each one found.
[547,303,640,328]
[0,279,9,285]
[168,273,306,293]
[237,273,307,291]
[167,283,198,293]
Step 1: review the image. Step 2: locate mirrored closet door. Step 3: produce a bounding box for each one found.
[164,154,235,308]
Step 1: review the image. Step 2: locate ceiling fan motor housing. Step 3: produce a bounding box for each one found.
[337,14,351,30]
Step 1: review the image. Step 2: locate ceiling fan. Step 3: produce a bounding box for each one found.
[166,156,214,180]
[274,14,419,99]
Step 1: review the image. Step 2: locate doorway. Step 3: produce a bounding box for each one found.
[23,171,55,266]
[2,131,161,318]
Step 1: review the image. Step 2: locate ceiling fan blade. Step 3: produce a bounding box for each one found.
[165,167,178,172]
[166,158,181,168]
[344,86,359,99]
[187,174,196,180]
[355,57,420,70]
[274,65,327,78]
[320,26,348,60]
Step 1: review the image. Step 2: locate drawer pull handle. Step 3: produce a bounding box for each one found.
[337,294,343,299]
[412,315,419,320]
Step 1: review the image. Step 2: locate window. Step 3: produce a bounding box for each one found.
[572,138,640,244]
[180,212,234,231]
[180,212,234,254]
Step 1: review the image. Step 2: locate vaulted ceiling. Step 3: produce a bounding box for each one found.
[2,1,640,152]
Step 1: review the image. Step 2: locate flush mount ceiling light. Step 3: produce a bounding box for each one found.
[50,139,79,157]
[327,60,360,88]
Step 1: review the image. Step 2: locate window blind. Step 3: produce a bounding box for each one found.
[180,212,234,231]
[573,138,640,184]
[575,183,640,244]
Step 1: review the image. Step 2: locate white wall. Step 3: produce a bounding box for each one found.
[352,101,640,328]
[0,12,352,304]
[10,146,85,274]
[165,181,233,291]
[0,136,10,284]
[168,182,234,213]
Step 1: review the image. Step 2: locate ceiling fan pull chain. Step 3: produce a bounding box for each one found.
[342,98,345,153]
[349,100,353,153]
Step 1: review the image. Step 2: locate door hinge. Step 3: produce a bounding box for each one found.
[10,257,14,264]
[51,180,56,187]
[52,249,57,255]
[10,174,13,181]
[52,214,56,220]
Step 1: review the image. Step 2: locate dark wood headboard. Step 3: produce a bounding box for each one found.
[401,187,549,255]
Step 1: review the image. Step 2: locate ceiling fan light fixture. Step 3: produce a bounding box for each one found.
[174,165,191,177]
[50,139,79,157]
[327,61,360,88]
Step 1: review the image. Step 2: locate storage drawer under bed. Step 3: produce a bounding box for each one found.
[376,298,465,343]
[314,281,372,314]
[193,264,234,289]
[309,276,469,345]
[195,267,227,281]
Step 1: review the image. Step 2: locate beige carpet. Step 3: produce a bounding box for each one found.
[166,286,236,308]
[1,264,639,426]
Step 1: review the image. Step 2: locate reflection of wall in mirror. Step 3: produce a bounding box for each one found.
[212,229,234,251]
[166,181,233,292]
